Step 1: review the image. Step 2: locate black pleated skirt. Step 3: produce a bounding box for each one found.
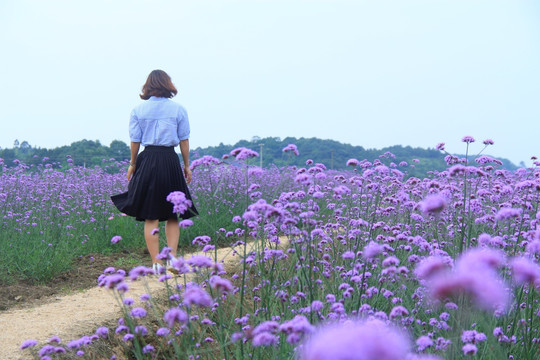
[111,146,198,221]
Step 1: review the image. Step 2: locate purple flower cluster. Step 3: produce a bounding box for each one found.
[166,191,193,215]
[282,144,299,156]
[15,137,540,359]
[230,147,259,161]
[346,158,359,167]
[419,194,447,215]
[190,155,221,170]
[300,319,410,360]
[419,248,509,312]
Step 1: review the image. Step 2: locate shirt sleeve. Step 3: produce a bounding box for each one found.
[129,109,142,142]
[177,107,190,141]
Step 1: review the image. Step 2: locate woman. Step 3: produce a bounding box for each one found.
[111,70,198,274]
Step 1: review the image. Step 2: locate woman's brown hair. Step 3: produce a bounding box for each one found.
[140,70,178,100]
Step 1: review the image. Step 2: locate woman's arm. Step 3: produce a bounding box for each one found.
[127,141,141,181]
[179,139,192,184]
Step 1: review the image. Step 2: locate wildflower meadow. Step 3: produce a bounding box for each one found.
[5,137,540,359]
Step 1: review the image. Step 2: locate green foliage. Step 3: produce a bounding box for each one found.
[0,139,131,169]
[0,137,518,177]
[192,136,518,176]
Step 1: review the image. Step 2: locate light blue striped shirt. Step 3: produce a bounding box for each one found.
[129,96,190,146]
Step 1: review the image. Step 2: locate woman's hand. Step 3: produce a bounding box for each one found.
[184,165,192,184]
[127,164,135,181]
[128,143,140,181]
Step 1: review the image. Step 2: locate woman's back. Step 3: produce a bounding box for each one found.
[130,96,190,147]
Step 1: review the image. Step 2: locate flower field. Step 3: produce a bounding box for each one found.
[0,158,136,284]
[5,139,540,359]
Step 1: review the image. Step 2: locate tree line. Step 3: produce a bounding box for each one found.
[193,136,518,177]
[2,139,131,168]
[1,137,517,177]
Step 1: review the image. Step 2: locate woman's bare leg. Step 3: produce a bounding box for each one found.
[165,218,179,259]
[144,219,161,263]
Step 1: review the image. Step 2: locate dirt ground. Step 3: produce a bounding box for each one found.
[0,248,150,312]
[0,240,274,360]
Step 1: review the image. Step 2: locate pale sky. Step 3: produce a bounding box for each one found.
[1,0,539,166]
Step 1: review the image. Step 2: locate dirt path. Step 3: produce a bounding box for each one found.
[0,240,274,360]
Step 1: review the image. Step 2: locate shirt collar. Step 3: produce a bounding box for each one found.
[149,96,167,101]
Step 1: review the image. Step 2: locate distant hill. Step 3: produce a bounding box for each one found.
[192,136,518,177]
[0,137,518,177]
[0,139,131,170]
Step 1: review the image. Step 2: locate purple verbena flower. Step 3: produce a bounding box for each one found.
[20,339,38,350]
[449,164,467,176]
[209,275,234,293]
[98,274,125,289]
[415,256,450,280]
[363,241,383,259]
[38,345,55,359]
[457,247,505,272]
[170,257,190,274]
[495,207,522,221]
[48,336,61,343]
[430,265,508,312]
[142,344,155,354]
[279,315,315,344]
[130,307,147,318]
[527,239,540,255]
[202,244,215,252]
[311,300,324,312]
[95,327,109,339]
[416,335,434,351]
[389,305,409,319]
[300,319,410,360]
[282,144,299,156]
[420,194,447,215]
[134,325,148,336]
[253,321,280,336]
[510,257,540,285]
[382,255,400,267]
[190,155,221,170]
[462,343,478,355]
[129,266,153,281]
[252,332,279,346]
[179,219,194,228]
[187,254,214,269]
[166,191,193,215]
[183,285,213,307]
[163,308,188,327]
[156,327,170,336]
[230,147,259,161]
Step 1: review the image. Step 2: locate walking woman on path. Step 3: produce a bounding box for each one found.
[111,69,198,274]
